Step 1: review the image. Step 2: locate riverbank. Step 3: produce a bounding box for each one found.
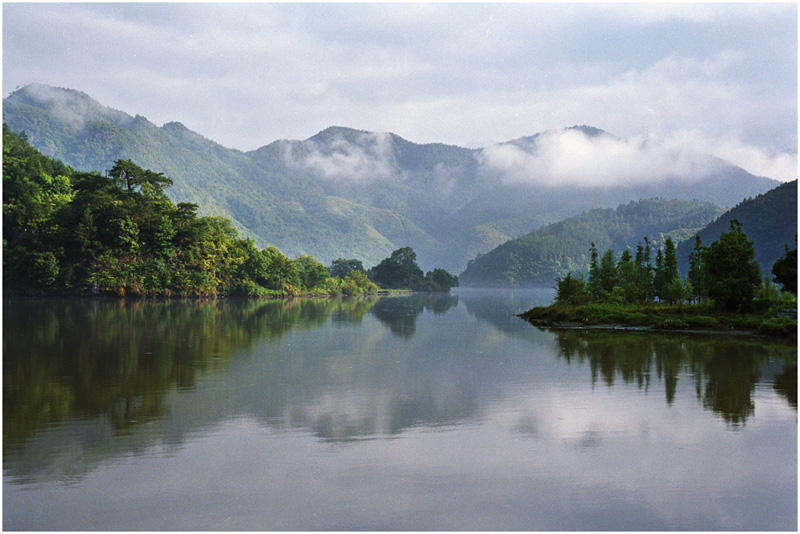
[518,302,797,339]
[3,287,421,300]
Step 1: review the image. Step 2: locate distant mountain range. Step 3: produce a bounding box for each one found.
[3,83,780,272]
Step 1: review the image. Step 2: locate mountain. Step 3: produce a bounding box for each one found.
[3,84,780,272]
[675,179,798,276]
[458,198,724,287]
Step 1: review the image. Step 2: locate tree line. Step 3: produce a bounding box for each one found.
[554,220,796,313]
[3,125,457,297]
[459,197,723,287]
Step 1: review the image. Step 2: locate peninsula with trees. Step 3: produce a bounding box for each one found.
[3,125,458,297]
[519,220,797,337]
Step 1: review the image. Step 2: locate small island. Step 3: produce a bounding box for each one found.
[519,228,797,339]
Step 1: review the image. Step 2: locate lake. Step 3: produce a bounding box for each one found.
[3,290,797,530]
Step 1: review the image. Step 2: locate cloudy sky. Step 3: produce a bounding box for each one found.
[3,3,797,181]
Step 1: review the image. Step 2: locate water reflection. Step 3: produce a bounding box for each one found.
[4,295,796,475]
[369,293,458,337]
[774,362,798,408]
[550,328,796,426]
[3,296,378,451]
[459,286,554,332]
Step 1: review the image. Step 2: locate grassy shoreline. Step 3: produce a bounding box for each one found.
[518,302,797,338]
[3,287,421,300]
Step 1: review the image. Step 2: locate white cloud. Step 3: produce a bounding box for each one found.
[282,131,397,182]
[478,129,723,188]
[660,131,798,183]
[14,83,89,131]
[3,2,796,167]
[603,2,792,25]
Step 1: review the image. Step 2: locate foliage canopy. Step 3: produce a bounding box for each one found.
[3,126,453,297]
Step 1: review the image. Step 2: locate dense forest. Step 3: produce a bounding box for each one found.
[2,125,457,297]
[459,198,723,287]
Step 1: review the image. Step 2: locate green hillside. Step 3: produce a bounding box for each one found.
[459,198,724,287]
[675,180,798,276]
[3,125,391,297]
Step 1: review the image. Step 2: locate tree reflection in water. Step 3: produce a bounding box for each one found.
[369,293,458,338]
[773,362,797,409]
[3,296,379,451]
[4,296,795,456]
[550,328,796,427]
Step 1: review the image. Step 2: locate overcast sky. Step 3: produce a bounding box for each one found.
[3,2,797,181]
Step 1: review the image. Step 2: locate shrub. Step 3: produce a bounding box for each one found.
[555,272,587,304]
[342,270,378,295]
[294,255,329,290]
[231,279,269,297]
[320,277,343,296]
[657,316,688,329]
[758,319,797,336]
[685,315,720,328]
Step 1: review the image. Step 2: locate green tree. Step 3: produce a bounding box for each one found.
[108,159,142,193]
[151,214,176,258]
[597,248,618,299]
[329,258,365,279]
[369,246,425,289]
[4,127,327,297]
[703,220,762,312]
[632,239,653,303]
[425,268,459,292]
[653,248,665,299]
[555,272,587,304]
[108,159,172,197]
[771,242,797,294]
[662,275,684,305]
[587,242,601,300]
[242,245,299,291]
[3,125,77,290]
[653,238,679,302]
[342,270,378,295]
[663,238,679,282]
[642,237,654,299]
[294,255,329,290]
[681,279,695,305]
[4,247,60,289]
[687,234,706,302]
[266,248,300,291]
[616,248,637,302]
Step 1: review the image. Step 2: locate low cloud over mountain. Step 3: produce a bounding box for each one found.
[479,128,726,188]
[282,129,397,182]
[3,84,782,273]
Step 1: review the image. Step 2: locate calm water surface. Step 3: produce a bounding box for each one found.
[3,290,797,530]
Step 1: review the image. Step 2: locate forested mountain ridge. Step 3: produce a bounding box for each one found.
[458,198,724,287]
[4,83,780,272]
[675,179,798,276]
[2,125,412,297]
